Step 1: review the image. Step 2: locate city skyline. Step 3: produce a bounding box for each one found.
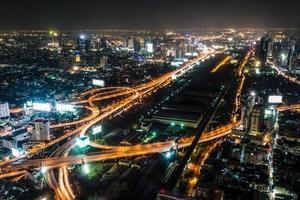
[0,2,299,199]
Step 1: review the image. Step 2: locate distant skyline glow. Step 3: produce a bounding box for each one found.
[0,0,299,30]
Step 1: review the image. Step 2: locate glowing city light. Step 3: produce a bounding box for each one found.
[92,79,105,87]
[165,151,172,158]
[281,53,286,60]
[40,165,47,174]
[268,95,283,104]
[92,125,102,135]
[32,102,51,112]
[56,103,75,112]
[76,136,90,148]
[82,163,89,174]
[79,34,86,39]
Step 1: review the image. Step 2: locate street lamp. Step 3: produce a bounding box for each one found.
[165,151,172,159]
[40,165,47,174]
[83,163,89,174]
[255,60,261,67]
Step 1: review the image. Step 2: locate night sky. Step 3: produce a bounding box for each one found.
[1,0,299,30]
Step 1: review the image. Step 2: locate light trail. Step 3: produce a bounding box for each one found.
[0,170,29,179]
[276,103,300,112]
[47,141,74,200]
[9,107,24,114]
[269,61,300,85]
[2,50,299,200]
[0,51,215,199]
[186,140,221,195]
[236,50,253,76]
[50,106,99,129]
[14,123,236,169]
[210,55,232,73]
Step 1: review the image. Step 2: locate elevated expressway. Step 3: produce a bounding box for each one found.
[0,50,215,168]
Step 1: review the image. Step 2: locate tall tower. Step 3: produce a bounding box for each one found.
[100,56,108,68]
[127,37,134,49]
[32,119,50,141]
[0,102,10,119]
[256,34,273,65]
[77,34,91,53]
[249,105,264,133]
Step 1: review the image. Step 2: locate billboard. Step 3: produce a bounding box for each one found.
[33,102,51,112]
[171,61,183,67]
[56,103,75,112]
[146,43,154,53]
[268,95,282,104]
[92,79,105,87]
[92,125,102,135]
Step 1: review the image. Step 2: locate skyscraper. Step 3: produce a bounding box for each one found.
[249,104,264,132]
[127,37,134,49]
[100,56,108,68]
[31,119,50,141]
[0,102,10,119]
[77,34,91,53]
[133,38,141,52]
[256,34,273,65]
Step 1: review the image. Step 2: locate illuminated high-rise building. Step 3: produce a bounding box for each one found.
[146,42,154,53]
[133,38,141,52]
[77,34,91,53]
[100,56,108,68]
[0,102,10,119]
[75,54,81,63]
[95,38,107,50]
[256,34,273,65]
[249,104,264,133]
[127,37,134,49]
[241,107,250,131]
[31,119,50,141]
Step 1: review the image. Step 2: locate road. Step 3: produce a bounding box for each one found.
[0,50,216,200]
[2,49,300,199]
[268,60,300,85]
[15,124,236,169]
[277,104,300,112]
[210,55,232,73]
[48,50,298,199]
[0,51,211,167]
[186,140,222,195]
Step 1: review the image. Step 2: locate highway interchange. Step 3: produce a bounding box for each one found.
[1,49,300,200]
